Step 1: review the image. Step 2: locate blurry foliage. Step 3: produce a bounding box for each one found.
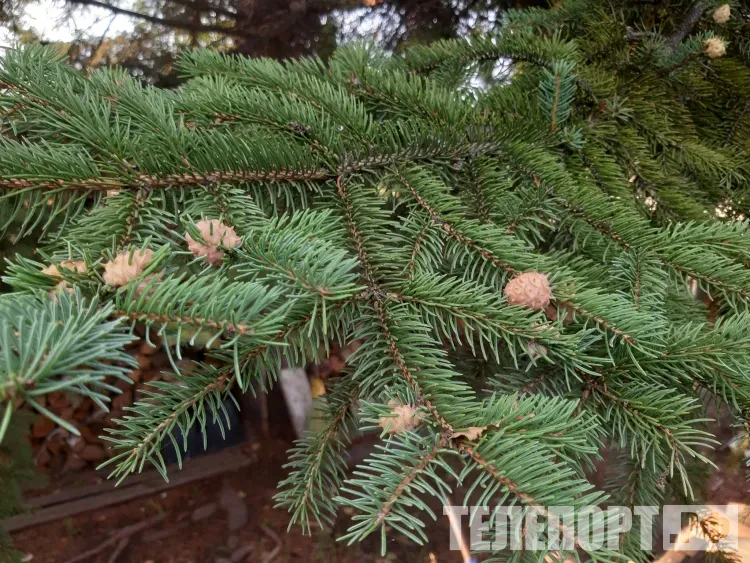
[0,0,548,84]
[0,410,45,562]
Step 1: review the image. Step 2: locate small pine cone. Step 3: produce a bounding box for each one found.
[41,261,87,278]
[704,37,727,58]
[103,249,155,287]
[42,261,87,301]
[713,4,731,24]
[378,400,421,434]
[186,219,242,266]
[503,272,551,311]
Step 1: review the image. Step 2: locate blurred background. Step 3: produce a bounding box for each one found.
[0,0,548,85]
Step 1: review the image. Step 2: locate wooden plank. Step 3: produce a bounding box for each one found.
[25,466,164,509]
[5,447,254,533]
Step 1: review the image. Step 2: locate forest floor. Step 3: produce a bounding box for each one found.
[11,437,457,563]
[10,433,750,563]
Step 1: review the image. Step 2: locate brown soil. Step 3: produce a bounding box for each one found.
[11,438,456,563]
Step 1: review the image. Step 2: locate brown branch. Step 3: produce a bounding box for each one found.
[118,187,149,249]
[0,148,464,194]
[251,254,334,297]
[117,302,347,464]
[457,442,582,549]
[396,293,545,339]
[106,537,130,563]
[407,221,432,280]
[259,524,283,563]
[557,199,632,249]
[582,377,680,452]
[298,384,359,511]
[169,0,238,20]
[665,262,750,299]
[131,373,230,460]
[207,183,231,225]
[239,292,365,369]
[115,310,253,336]
[561,199,750,300]
[549,71,562,132]
[66,0,247,36]
[373,296,453,432]
[375,438,444,525]
[398,175,515,275]
[661,52,702,76]
[557,300,635,344]
[141,168,331,188]
[336,175,378,286]
[0,168,329,192]
[0,132,494,196]
[398,172,645,345]
[457,443,537,505]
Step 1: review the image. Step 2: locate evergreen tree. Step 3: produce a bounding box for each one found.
[1,1,750,560]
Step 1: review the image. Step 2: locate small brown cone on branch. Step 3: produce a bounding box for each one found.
[186,219,241,265]
[103,249,155,287]
[379,400,421,434]
[713,4,730,24]
[704,37,726,58]
[503,272,551,311]
[42,261,87,301]
[42,261,87,279]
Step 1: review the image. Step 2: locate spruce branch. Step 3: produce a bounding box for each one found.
[0,292,136,440]
[374,437,446,525]
[275,378,360,533]
[336,175,456,432]
[395,167,657,350]
[104,300,343,480]
[3,5,750,558]
[337,432,454,548]
[397,170,515,274]
[406,220,433,280]
[454,432,618,560]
